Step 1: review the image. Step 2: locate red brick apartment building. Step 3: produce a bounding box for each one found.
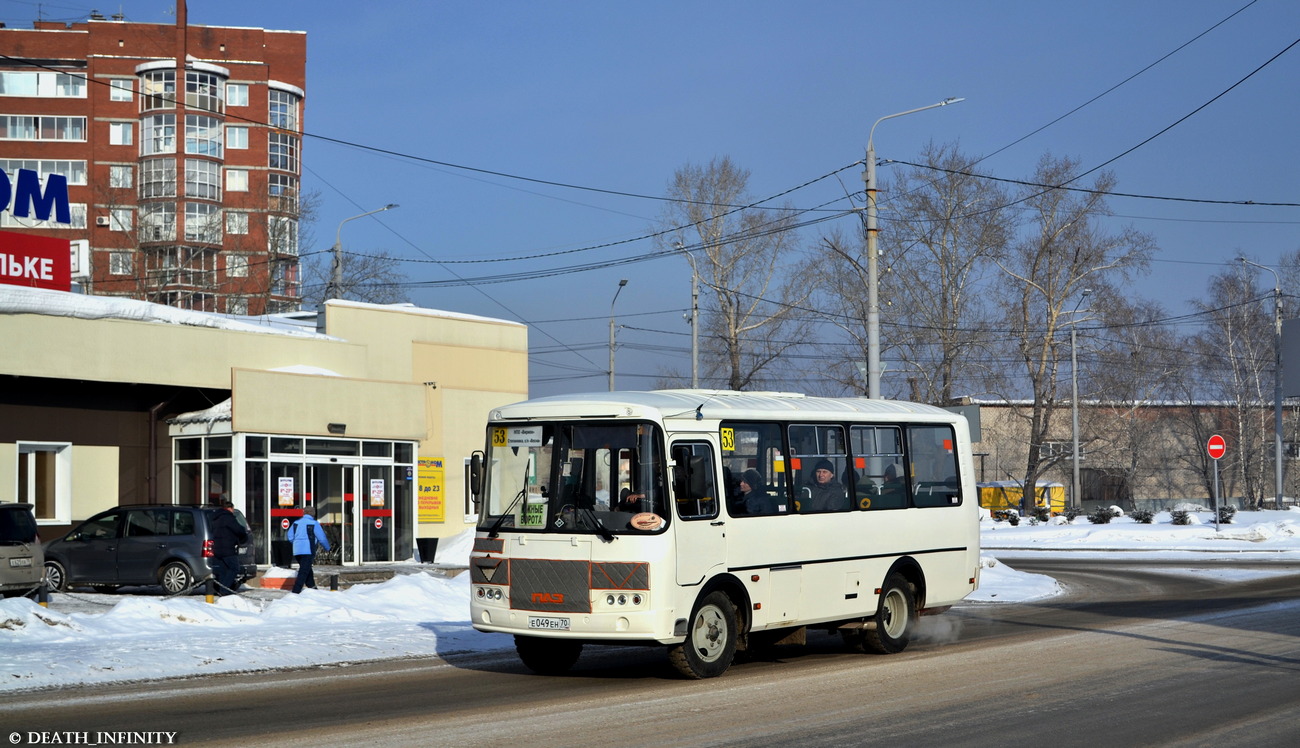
[0,7,306,314]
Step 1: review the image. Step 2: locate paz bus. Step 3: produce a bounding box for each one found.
[468,390,980,678]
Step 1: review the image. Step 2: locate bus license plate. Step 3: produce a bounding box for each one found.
[528,616,570,631]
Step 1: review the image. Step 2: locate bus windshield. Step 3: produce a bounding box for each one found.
[479,421,668,535]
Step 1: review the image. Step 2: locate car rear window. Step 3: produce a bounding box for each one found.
[0,506,38,543]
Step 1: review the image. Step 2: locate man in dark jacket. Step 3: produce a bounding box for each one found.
[799,459,849,513]
[210,500,249,595]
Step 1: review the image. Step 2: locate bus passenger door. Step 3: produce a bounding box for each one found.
[670,441,726,586]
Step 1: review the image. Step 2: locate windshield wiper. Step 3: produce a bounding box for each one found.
[487,487,526,539]
[578,506,616,543]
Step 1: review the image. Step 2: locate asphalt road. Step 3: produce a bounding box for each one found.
[4,559,1299,747]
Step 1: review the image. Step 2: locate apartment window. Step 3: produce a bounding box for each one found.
[268,132,299,172]
[185,159,221,200]
[140,70,175,110]
[0,203,85,229]
[0,115,85,141]
[0,71,85,98]
[225,125,248,150]
[139,158,176,198]
[184,202,221,243]
[109,78,133,101]
[226,83,248,107]
[108,121,133,146]
[139,202,176,242]
[267,173,297,206]
[185,71,224,114]
[109,208,132,231]
[268,215,298,256]
[109,164,133,189]
[185,114,222,157]
[141,114,176,155]
[227,296,248,315]
[0,159,86,185]
[226,254,249,277]
[225,168,249,193]
[110,251,133,275]
[271,259,299,296]
[225,211,248,235]
[269,89,299,130]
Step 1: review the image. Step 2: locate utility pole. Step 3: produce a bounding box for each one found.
[608,279,628,391]
[862,97,963,398]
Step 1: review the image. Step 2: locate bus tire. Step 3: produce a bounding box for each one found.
[668,591,737,679]
[863,572,916,654]
[514,635,582,675]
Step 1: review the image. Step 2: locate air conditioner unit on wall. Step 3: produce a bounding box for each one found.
[95,216,110,227]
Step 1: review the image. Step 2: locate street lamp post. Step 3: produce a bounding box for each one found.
[1239,257,1284,507]
[862,98,963,399]
[326,204,399,301]
[1069,289,1092,511]
[608,279,629,391]
[676,241,700,388]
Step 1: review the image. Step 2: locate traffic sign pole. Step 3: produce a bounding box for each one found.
[1207,435,1226,530]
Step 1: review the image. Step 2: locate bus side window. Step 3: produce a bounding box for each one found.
[672,442,719,520]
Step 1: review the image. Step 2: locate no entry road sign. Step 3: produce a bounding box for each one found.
[1207,434,1227,460]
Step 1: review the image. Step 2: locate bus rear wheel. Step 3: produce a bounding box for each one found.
[668,591,737,679]
[514,635,582,675]
[862,572,916,654]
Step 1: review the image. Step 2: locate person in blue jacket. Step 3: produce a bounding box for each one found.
[287,507,331,593]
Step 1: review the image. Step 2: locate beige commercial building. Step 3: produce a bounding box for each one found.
[0,286,528,564]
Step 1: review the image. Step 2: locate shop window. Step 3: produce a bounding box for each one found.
[270,437,302,454]
[17,442,71,523]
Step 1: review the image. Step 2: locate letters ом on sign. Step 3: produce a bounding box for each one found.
[0,166,74,292]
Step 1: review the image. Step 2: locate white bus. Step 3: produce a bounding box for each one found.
[468,390,980,678]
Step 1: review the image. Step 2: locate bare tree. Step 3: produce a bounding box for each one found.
[301,246,410,308]
[1186,268,1274,507]
[1083,298,1180,508]
[995,154,1156,513]
[656,156,811,390]
[871,142,1012,404]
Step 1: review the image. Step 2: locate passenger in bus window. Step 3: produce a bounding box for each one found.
[739,469,777,515]
[799,459,849,512]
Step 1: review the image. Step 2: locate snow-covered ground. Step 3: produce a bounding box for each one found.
[3,509,1298,693]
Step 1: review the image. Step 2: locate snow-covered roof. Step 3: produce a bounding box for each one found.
[0,287,522,335]
[0,286,322,338]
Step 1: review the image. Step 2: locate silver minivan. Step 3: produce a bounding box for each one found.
[0,502,43,598]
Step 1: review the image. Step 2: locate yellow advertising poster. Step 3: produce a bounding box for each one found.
[418,457,445,523]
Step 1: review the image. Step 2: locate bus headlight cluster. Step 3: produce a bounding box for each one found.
[475,587,504,601]
[603,593,644,607]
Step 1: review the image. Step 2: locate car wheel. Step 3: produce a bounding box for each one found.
[44,560,67,592]
[862,572,917,654]
[159,562,194,595]
[668,590,738,679]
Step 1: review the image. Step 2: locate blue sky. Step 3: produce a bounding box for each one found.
[4,0,1298,396]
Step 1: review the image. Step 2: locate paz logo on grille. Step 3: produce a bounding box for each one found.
[532,592,565,604]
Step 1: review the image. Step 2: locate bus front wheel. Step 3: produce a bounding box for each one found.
[669,590,738,679]
[514,635,582,675]
[862,572,917,654]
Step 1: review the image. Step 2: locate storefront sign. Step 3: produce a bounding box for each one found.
[418,457,445,523]
[0,230,71,291]
[1,166,71,224]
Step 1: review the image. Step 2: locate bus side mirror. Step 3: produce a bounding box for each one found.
[469,450,485,500]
